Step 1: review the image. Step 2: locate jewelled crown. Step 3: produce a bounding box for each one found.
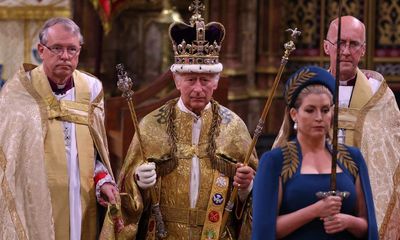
[169,0,225,73]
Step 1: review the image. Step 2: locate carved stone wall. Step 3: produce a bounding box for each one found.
[0,0,71,80]
[76,0,193,96]
[280,0,400,88]
[254,0,400,142]
[74,0,400,150]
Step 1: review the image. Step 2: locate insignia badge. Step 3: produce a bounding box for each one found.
[205,229,216,239]
[208,211,220,223]
[212,193,224,205]
[215,176,227,188]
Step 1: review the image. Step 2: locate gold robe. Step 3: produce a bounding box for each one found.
[101,99,257,240]
[338,69,400,240]
[0,64,113,239]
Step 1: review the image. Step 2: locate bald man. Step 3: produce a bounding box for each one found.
[324,16,400,239]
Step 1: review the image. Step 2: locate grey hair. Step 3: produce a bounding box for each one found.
[39,17,84,45]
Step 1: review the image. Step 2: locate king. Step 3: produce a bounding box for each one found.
[100,0,258,239]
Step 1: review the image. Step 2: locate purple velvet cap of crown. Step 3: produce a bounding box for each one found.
[169,21,225,45]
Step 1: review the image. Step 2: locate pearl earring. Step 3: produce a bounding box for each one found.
[294,122,298,130]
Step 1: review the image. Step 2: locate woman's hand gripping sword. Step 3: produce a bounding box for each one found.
[116,64,167,239]
[219,28,301,237]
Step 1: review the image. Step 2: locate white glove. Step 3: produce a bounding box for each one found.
[135,162,156,189]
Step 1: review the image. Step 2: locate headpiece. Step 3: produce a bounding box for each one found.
[169,0,225,73]
[284,66,335,108]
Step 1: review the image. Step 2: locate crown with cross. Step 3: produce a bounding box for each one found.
[169,0,225,73]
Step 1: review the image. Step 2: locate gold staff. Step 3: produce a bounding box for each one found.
[219,28,301,236]
[116,64,167,239]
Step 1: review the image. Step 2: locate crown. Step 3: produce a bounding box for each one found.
[169,0,225,73]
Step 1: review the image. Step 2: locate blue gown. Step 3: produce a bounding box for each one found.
[252,140,378,240]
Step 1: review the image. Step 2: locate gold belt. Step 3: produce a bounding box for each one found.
[160,206,206,226]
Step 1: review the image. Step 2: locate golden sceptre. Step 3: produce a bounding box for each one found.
[116,64,167,239]
[219,28,301,236]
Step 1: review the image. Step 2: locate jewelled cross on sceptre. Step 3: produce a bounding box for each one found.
[282,28,302,64]
[115,63,168,238]
[116,64,134,100]
[189,0,205,24]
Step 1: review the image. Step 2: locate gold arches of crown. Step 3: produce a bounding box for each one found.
[169,0,225,65]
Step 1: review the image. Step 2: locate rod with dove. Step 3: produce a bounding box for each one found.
[219,28,301,237]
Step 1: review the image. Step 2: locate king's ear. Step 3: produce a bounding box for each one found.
[323,40,330,55]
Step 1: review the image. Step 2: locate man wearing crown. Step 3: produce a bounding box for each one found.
[100,1,257,239]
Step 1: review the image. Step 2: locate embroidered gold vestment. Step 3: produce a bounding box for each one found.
[0,64,113,239]
[338,69,400,239]
[101,100,257,240]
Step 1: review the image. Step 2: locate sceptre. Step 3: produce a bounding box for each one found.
[219,28,301,236]
[116,64,167,239]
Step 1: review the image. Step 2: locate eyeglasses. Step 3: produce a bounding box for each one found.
[326,39,364,53]
[42,44,81,57]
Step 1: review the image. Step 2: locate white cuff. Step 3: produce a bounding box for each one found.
[94,160,116,200]
[96,175,117,200]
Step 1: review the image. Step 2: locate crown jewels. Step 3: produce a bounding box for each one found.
[169,0,225,73]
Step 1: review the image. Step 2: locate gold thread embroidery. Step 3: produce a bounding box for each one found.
[353,81,387,147]
[337,144,358,178]
[157,98,224,176]
[286,68,317,105]
[0,147,28,240]
[281,141,299,183]
[281,142,358,182]
[379,164,400,238]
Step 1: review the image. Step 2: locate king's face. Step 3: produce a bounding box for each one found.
[174,72,219,115]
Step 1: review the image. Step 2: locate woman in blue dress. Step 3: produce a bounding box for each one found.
[252,66,378,239]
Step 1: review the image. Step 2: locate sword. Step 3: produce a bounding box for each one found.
[116,64,167,239]
[316,0,349,200]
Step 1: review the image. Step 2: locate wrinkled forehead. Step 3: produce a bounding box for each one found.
[47,24,80,41]
[174,72,219,80]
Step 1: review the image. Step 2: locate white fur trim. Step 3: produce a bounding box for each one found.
[170,63,223,73]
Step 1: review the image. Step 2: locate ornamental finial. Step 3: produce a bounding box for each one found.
[189,0,205,25]
[286,28,301,40]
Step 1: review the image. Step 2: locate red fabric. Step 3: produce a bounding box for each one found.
[99,0,111,18]
[94,171,108,185]
[90,0,130,33]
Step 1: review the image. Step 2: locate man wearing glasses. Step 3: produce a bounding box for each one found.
[324,16,400,239]
[0,18,119,239]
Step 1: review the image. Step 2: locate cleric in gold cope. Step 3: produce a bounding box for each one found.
[0,18,118,239]
[100,1,258,239]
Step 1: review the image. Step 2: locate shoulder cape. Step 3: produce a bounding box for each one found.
[252,142,378,239]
